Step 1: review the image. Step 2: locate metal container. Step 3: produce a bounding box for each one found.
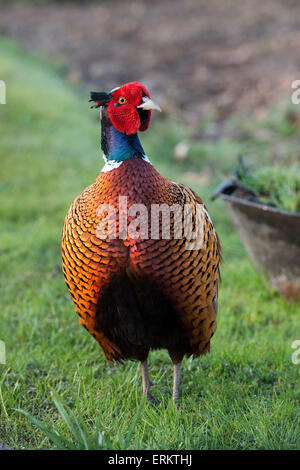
[221,194,300,301]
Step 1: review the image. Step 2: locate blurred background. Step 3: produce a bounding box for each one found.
[1,0,300,128]
[0,0,299,450]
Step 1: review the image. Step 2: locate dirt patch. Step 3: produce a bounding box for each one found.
[1,0,300,127]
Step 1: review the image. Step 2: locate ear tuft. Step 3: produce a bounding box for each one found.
[89,92,110,108]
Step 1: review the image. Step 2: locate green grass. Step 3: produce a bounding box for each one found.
[234,160,300,213]
[0,37,299,450]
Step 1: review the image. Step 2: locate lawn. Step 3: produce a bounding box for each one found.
[0,37,299,450]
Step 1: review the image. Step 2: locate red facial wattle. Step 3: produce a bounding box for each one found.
[107,103,140,135]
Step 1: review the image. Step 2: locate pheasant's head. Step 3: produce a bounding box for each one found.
[89,81,161,135]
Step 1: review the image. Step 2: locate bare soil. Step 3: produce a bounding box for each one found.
[1,0,300,127]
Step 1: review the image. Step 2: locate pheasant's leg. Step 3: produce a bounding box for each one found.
[141,360,155,403]
[172,362,182,408]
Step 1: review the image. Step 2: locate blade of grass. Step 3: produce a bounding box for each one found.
[123,398,145,449]
[50,390,89,450]
[15,408,76,450]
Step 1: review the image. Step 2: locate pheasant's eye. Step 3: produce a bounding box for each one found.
[118,97,127,104]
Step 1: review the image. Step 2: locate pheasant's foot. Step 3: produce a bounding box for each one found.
[173,398,182,411]
[145,391,157,406]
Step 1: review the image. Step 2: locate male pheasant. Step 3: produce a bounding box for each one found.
[61,81,221,405]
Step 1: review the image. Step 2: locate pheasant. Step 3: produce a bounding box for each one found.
[61,81,221,406]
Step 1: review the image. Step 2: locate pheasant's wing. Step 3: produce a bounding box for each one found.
[61,187,128,361]
[129,180,221,357]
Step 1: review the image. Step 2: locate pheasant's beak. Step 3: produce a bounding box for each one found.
[137,96,162,112]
